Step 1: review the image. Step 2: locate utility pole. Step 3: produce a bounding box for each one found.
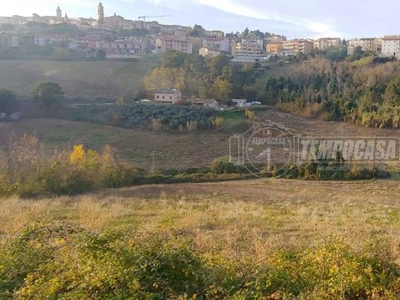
[151,151,156,173]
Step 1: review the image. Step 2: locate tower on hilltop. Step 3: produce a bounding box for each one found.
[98,2,104,24]
[56,6,62,19]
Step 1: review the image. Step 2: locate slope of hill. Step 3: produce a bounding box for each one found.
[2,178,400,298]
[1,107,400,170]
[0,55,160,100]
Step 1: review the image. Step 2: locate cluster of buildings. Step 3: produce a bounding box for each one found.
[152,88,258,109]
[153,88,219,107]
[346,37,400,57]
[1,3,400,60]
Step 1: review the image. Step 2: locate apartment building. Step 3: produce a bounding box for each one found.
[235,39,264,57]
[360,38,382,53]
[266,42,283,54]
[265,35,286,43]
[155,37,193,54]
[282,39,313,55]
[146,21,162,34]
[313,37,341,50]
[382,36,400,57]
[199,47,221,57]
[202,38,229,52]
[0,33,20,48]
[203,30,225,38]
[347,38,382,55]
[174,29,187,38]
[160,25,189,35]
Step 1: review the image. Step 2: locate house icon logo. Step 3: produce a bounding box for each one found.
[229,120,298,177]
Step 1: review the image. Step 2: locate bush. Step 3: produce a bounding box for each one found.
[100,103,218,131]
[0,140,143,197]
[210,156,237,174]
[1,224,400,299]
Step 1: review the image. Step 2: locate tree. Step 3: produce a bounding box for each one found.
[96,49,107,60]
[161,51,187,68]
[352,46,365,61]
[212,78,232,102]
[249,29,264,39]
[190,24,205,37]
[240,28,250,38]
[52,47,72,61]
[207,55,230,79]
[0,24,15,31]
[296,51,306,63]
[383,76,400,106]
[0,89,18,115]
[33,82,65,111]
[325,48,347,61]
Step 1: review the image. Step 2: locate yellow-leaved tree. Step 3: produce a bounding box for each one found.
[69,145,86,165]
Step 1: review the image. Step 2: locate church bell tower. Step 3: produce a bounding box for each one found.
[98,2,104,24]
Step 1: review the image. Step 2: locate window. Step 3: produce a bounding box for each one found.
[157,95,159,99]
[170,96,172,99]
[163,96,165,99]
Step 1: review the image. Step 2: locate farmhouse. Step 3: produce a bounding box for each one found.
[191,98,219,108]
[154,88,182,104]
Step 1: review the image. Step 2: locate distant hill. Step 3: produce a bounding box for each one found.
[0,55,160,100]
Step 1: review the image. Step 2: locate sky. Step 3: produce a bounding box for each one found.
[2,0,400,39]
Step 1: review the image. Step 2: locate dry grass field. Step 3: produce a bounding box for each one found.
[3,178,400,264]
[2,107,400,171]
[0,118,231,170]
[2,179,400,298]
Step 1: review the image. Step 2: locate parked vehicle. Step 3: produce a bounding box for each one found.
[9,112,22,121]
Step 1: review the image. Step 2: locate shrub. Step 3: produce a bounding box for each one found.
[2,225,400,299]
[212,116,224,128]
[0,141,143,197]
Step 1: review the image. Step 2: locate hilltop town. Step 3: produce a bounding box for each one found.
[1,2,399,61]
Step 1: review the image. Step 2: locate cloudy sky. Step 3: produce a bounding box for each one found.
[2,0,400,39]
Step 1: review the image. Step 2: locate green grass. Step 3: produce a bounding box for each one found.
[0,54,161,100]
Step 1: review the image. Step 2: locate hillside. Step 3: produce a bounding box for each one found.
[1,107,400,170]
[0,55,160,100]
[2,178,400,298]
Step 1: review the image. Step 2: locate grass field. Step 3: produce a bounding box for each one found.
[1,106,400,171]
[0,118,230,170]
[3,105,400,167]
[2,179,400,298]
[3,178,400,254]
[0,54,160,100]
[2,104,400,297]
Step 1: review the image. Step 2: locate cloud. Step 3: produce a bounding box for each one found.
[120,0,345,37]
[195,0,271,20]
[193,0,344,37]
[122,0,189,9]
[31,0,98,7]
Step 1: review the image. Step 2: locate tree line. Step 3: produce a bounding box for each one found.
[261,57,400,129]
[145,50,400,129]
[143,51,261,103]
[0,83,65,116]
